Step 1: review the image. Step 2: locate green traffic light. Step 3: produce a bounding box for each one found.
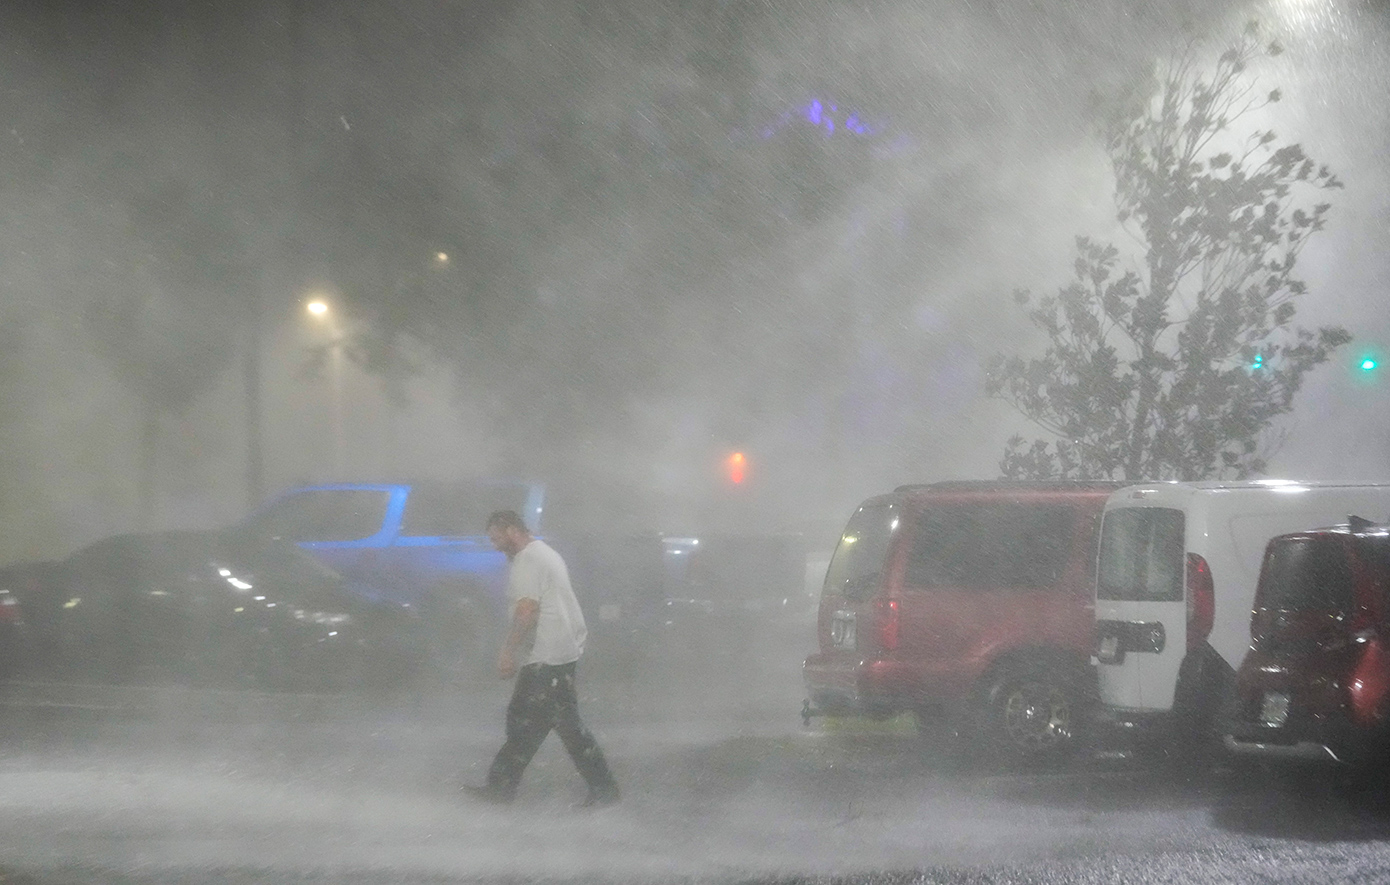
[1362,358,1378,372]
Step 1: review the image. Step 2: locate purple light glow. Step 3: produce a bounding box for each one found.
[755,98,882,141]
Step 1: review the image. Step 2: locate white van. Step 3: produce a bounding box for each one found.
[1093,480,1390,741]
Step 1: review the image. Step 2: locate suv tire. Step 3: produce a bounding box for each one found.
[975,664,1083,767]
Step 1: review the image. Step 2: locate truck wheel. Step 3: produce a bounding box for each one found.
[422,592,495,681]
[976,665,1081,767]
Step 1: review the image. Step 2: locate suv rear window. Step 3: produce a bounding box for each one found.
[1259,536,1355,613]
[1097,507,1184,602]
[904,503,1076,589]
[824,503,898,602]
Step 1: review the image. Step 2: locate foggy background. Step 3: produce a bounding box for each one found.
[0,0,1386,564]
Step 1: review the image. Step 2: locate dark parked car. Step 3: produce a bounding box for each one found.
[0,528,422,692]
[0,578,23,680]
[1224,517,1390,768]
[804,481,1121,766]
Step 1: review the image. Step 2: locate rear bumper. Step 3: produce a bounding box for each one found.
[803,654,975,718]
[1093,704,1170,732]
[1222,734,1343,762]
[1223,714,1369,766]
[804,656,907,718]
[1090,704,1218,757]
[1090,705,1179,753]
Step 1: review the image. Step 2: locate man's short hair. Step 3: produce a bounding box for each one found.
[486,509,529,533]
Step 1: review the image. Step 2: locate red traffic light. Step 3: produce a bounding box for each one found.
[725,451,747,485]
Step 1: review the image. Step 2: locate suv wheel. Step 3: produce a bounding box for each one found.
[977,666,1080,766]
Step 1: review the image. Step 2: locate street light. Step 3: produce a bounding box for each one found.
[305,297,345,478]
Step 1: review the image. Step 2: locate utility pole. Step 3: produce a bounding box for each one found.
[245,0,309,509]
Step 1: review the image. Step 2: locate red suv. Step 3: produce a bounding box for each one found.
[1224,518,1390,768]
[803,481,1120,765]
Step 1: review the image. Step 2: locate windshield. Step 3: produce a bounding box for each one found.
[242,489,392,543]
[1097,507,1185,602]
[1258,536,1356,613]
[823,503,898,602]
[904,503,1076,589]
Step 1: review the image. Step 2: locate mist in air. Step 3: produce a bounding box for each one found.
[0,0,1385,553]
[1,3,1390,883]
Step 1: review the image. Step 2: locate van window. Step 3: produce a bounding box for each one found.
[824,503,898,602]
[904,504,1075,589]
[1259,537,1354,613]
[1097,507,1184,602]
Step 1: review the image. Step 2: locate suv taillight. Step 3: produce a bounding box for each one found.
[875,597,900,651]
[1186,553,1214,649]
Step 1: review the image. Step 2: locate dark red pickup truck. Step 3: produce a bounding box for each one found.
[803,480,1120,765]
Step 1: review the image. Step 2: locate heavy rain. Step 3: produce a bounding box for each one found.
[1,0,1389,883]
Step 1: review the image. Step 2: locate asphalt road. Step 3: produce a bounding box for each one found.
[2,626,1390,884]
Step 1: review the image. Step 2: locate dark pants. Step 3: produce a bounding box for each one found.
[486,662,617,799]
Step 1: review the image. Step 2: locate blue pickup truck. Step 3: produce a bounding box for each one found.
[241,479,546,675]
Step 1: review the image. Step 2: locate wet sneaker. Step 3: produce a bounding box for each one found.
[461,784,513,805]
[575,785,620,808]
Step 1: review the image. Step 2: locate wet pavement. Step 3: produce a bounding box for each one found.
[1,629,1389,883]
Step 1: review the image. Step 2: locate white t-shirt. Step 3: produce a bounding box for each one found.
[508,538,587,666]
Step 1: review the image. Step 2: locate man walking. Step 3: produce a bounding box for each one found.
[465,510,620,807]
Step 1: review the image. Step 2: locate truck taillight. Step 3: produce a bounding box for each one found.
[875,597,900,651]
[1186,552,1214,649]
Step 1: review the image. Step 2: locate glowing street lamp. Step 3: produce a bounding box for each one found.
[304,296,345,477]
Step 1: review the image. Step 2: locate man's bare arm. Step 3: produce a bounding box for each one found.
[498,597,539,678]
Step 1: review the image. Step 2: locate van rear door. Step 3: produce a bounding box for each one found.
[1095,506,1186,710]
